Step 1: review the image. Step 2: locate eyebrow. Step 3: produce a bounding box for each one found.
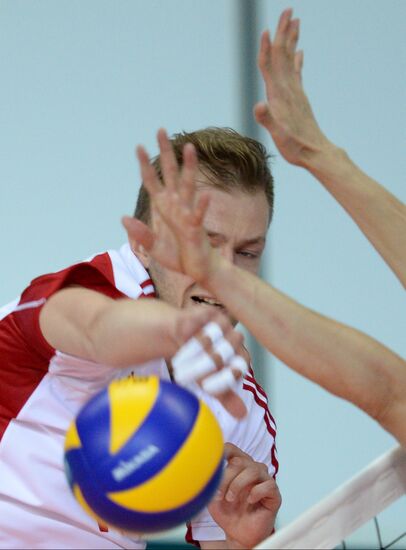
[205,230,266,247]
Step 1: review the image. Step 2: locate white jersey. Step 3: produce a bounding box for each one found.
[0,243,278,549]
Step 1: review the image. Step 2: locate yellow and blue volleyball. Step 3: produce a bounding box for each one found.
[64,376,224,533]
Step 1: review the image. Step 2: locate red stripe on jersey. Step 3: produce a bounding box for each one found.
[242,383,276,439]
[245,373,267,400]
[246,367,278,429]
[140,279,156,298]
[0,254,124,442]
[0,313,49,441]
[242,377,279,476]
[271,444,279,478]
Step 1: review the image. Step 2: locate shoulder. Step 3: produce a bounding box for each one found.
[0,250,120,362]
[106,243,155,298]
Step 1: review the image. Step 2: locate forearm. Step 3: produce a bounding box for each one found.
[41,288,178,366]
[87,298,178,366]
[206,260,404,420]
[304,144,406,288]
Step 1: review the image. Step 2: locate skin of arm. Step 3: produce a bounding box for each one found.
[39,286,248,418]
[124,129,406,447]
[254,9,406,289]
[203,257,406,447]
[39,286,216,367]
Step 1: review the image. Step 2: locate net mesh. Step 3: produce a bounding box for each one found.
[256,446,406,550]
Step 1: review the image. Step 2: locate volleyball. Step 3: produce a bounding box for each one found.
[64,376,224,533]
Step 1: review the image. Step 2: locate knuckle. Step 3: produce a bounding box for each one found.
[229,456,243,467]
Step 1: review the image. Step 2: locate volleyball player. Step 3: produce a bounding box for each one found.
[0,127,281,549]
[127,9,406,448]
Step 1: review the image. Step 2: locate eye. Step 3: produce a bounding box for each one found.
[237,250,259,259]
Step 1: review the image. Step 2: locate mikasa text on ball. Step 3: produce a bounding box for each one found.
[64,376,224,533]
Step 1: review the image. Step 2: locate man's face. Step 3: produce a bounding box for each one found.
[137,179,270,324]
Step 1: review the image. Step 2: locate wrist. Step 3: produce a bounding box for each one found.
[201,254,235,293]
[302,141,350,178]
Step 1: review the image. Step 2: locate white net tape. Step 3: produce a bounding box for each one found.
[256,446,406,550]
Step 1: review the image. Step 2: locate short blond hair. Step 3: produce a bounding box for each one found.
[134,127,274,224]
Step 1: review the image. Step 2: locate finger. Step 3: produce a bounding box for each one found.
[215,451,247,500]
[172,320,224,382]
[204,312,235,339]
[224,442,250,461]
[136,146,162,196]
[211,330,244,373]
[204,323,244,371]
[179,143,198,205]
[294,49,304,81]
[174,352,216,384]
[201,367,235,394]
[202,321,224,345]
[258,30,272,77]
[157,128,179,191]
[253,102,274,134]
[172,337,204,365]
[175,316,228,365]
[217,391,246,419]
[174,325,241,384]
[194,192,210,226]
[247,478,281,506]
[273,8,293,50]
[213,338,235,364]
[286,18,300,56]
[224,462,269,503]
[229,355,249,377]
[122,216,155,252]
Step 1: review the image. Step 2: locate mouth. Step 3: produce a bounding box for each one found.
[191,295,225,309]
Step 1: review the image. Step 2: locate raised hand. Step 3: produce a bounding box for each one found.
[123,128,221,285]
[254,9,331,167]
[208,443,281,549]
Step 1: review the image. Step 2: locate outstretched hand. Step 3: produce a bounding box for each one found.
[255,9,331,167]
[123,128,222,286]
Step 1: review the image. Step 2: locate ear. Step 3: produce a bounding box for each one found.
[121,216,154,268]
[132,241,150,269]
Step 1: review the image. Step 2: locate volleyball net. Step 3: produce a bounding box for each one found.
[256,445,406,549]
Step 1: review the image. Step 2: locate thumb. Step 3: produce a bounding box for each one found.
[254,101,274,133]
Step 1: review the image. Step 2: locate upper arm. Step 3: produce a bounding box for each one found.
[39,286,114,361]
[12,257,124,362]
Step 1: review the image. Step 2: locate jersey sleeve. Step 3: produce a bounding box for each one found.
[186,364,278,546]
[12,253,124,361]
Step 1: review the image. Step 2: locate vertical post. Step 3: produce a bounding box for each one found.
[238,0,260,139]
[236,0,273,392]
